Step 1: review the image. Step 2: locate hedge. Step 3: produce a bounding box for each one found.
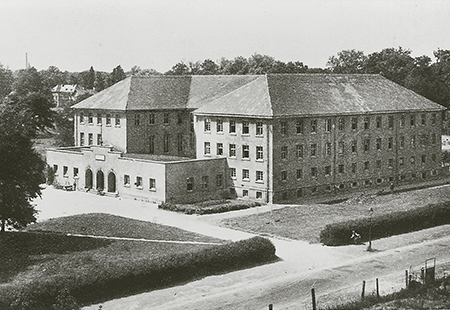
[159,200,262,215]
[0,236,276,309]
[319,201,450,246]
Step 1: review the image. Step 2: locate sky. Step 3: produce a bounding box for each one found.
[1,0,450,73]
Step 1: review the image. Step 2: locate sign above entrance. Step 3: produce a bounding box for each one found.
[95,154,106,161]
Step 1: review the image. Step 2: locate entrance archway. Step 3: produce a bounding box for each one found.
[96,170,104,191]
[107,172,116,193]
[85,169,93,189]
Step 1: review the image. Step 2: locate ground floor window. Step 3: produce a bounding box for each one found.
[124,174,130,186]
[243,189,248,197]
[256,191,262,199]
[149,178,156,190]
[187,177,194,191]
[135,176,143,189]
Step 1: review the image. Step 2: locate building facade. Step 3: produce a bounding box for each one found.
[48,74,446,204]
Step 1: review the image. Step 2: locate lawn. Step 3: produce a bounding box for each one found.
[221,185,450,243]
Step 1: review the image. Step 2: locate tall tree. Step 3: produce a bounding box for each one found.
[13,67,44,96]
[110,65,127,85]
[165,62,191,75]
[199,59,219,75]
[327,49,367,73]
[0,64,14,100]
[0,104,45,232]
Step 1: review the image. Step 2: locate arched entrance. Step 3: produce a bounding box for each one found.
[85,168,93,189]
[96,170,104,191]
[107,172,116,193]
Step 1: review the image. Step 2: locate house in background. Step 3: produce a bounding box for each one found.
[47,74,446,204]
[51,84,87,108]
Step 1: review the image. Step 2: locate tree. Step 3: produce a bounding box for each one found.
[109,65,127,85]
[327,49,368,73]
[40,66,68,90]
[165,61,191,75]
[0,104,45,232]
[247,54,275,74]
[0,63,14,100]
[199,59,220,75]
[13,67,44,96]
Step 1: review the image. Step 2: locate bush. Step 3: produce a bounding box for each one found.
[1,236,276,309]
[159,200,262,215]
[320,201,450,246]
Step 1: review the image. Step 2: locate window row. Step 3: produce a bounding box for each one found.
[123,174,157,190]
[229,168,264,182]
[281,134,438,159]
[204,142,264,160]
[281,155,437,180]
[53,164,79,178]
[278,113,438,136]
[186,174,224,191]
[80,132,102,146]
[80,113,121,126]
[204,118,264,136]
[148,134,194,154]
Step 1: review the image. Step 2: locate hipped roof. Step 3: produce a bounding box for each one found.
[72,74,445,116]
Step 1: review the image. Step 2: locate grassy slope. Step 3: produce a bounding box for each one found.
[221,185,450,243]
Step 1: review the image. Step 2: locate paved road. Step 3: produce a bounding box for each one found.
[33,187,450,310]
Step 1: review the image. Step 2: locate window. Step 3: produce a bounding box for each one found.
[201,176,209,189]
[410,114,415,126]
[88,133,93,146]
[124,175,130,186]
[149,178,156,190]
[352,162,357,173]
[177,113,183,124]
[242,121,249,134]
[296,169,302,179]
[80,113,85,123]
[177,133,183,153]
[311,167,318,177]
[376,178,383,185]
[163,135,170,153]
[97,134,102,145]
[388,115,394,129]
[280,121,287,135]
[230,167,236,179]
[296,144,304,159]
[363,139,370,152]
[243,190,249,197]
[325,119,332,132]
[376,138,381,150]
[204,142,211,155]
[217,143,223,155]
[281,146,288,159]
[163,113,169,124]
[400,114,405,127]
[229,144,236,157]
[296,188,303,198]
[63,166,68,176]
[399,157,405,166]
[364,117,370,130]
[115,114,120,126]
[256,122,263,136]
[376,116,382,128]
[97,113,102,125]
[376,160,381,170]
[388,158,394,168]
[216,174,223,187]
[204,118,211,132]
[149,136,155,154]
[282,191,289,200]
[256,191,263,199]
[431,113,436,125]
[325,142,332,156]
[296,119,304,134]
[351,140,357,154]
[135,176,142,188]
[338,118,345,130]
[431,133,437,145]
[187,177,194,191]
[421,113,426,125]
[73,167,79,177]
[281,170,287,181]
[242,145,250,159]
[364,180,372,187]
[80,132,85,146]
[229,120,236,133]
[256,170,264,182]
[410,135,416,147]
[106,114,111,125]
[400,136,405,149]
[351,117,358,130]
[351,181,358,188]
[134,114,140,126]
[149,113,155,124]
[310,143,317,157]
[325,165,331,176]
[364,161,369,171]
[88,113,93,124]
[410,156,415,165]
[338,141,344,155]
[388,137,393,150]
[256,146,264,160]
[311,119,317,133]
[216,119,223,132]
[421,155,426,164]
[338,164,344,174]
[242,169,250,181]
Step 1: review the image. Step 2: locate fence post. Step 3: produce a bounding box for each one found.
[311,288,316,310]
[376,278,379,298]
[405,270,409,288]
[361,280,366,300]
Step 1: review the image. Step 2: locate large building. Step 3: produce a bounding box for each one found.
[47,74,446,204]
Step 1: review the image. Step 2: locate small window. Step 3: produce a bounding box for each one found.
[187,177,194,191]
[256,146,264,160]
[296,144,304,159]
[124,175,130,186]
[256,122,264,136]
[243,189,249,197]
[242,121,250,135]
[280,121,287,135]
[256,191,263,199]
[229,144,236,157]
[97,113,102,125]
[149,113,155,124]
[115,114,120,126]
[351,117,358,130]
[311,119,317,133]
[135,176,142,188]
[296,119,304,134]
[63,166,68,176]
[229,120,236,133]
[256,170,264,182]
[216,174,223,187]
[217,143,223,155]
[281,170,287,181]
[242,145,250,159]
[204,118,211,132]
[149,178,156,190]
[296,169,302,179]
[325,119,332,132]
[242,169,250,181]
[164,113,169,124]
[216,119,223,132]
[230,167,236,179]
[201,176,209,189]
[310,143,317,157]
[106,114,111,125]
[281,146,288,159]
[204,142,211,155]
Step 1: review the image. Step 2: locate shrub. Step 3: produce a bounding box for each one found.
[159,200,262,215]
[320,201,450,246]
